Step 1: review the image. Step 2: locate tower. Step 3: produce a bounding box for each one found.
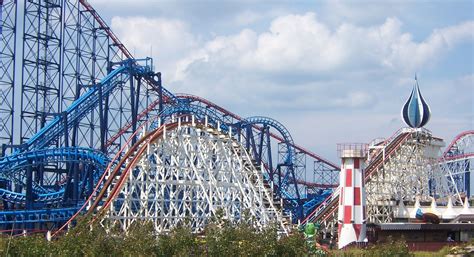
[337,145,367,249]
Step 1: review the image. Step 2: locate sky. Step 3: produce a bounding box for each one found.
[89,0,474,162]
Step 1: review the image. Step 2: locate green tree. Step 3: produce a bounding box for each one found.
[122,221,158,256]
[276,232,308,256]
[5,234,53,256]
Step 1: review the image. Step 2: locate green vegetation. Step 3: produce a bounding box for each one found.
[3,217,470,256]
[330,237,474,257]
[0,217,310,257]
[331,237,411,257]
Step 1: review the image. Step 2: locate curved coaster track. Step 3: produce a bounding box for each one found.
[0,0,471,236]
[301,129,472,241]
[0,0,339,232]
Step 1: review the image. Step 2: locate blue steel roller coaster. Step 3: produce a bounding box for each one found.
[0,0,340,232]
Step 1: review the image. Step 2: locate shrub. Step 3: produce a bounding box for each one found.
[0,215,311,256]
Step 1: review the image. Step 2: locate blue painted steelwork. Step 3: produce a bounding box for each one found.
[0,147,107,205]
[62,0,120,151]
[302,190,332,217]
[0,147,108,182]
[0,0,340,230]
[25,60,156,152]
[0,57,154,229]
[0,207,79,225]
[11,0,162,229]
[18,0,155,153]
[0,0,3,34]
[1,61,149,174]
[20,0,63,145]
[25,65,127,150]
[402,76,431,128]
[0,0,17,156]
[0,147,107,228]
[242,116,294,165]
[241,116,302,218]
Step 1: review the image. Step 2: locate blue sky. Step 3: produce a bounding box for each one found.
[89,0,473,162]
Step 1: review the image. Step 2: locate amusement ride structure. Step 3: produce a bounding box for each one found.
[0,0,472,242]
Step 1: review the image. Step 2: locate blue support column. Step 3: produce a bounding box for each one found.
[266,128,274,182]
[277,165,282,199]
[157,72,163,114]
[129,68,137,145]
[73,162,79,203]
[257,126,266,166]
[134,76,141,131]
[244,125,258,160]
[26,162,33,210]
[466,160,470,197]
[20,0,63,144]
[98,82,106,152]
[88,164,93,196]
[0,0,17,153]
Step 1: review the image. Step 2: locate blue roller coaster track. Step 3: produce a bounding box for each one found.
[0,0,339,231]
[0,147,108,204]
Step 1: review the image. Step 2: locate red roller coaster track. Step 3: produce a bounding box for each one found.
[78,0,339,177]
[443,130,474,157]
[301,130,412,224]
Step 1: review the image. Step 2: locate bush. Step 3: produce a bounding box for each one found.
[3,234,53,257]
[330,236,411,257]
[367,236,411,257]
[276,232,309,256]
[0,216,311,256]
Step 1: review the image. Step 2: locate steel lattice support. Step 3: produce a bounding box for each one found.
[442,131,474,197]
[9,0,157,216]
[16,0,155,153]
[20,0,63,144]
[0,0,344,231]
[304,129,466,234]
[19,0,64,213]
[293,151,306,197]
[0,0,16,156]
[365,129,456,223]
[0,0,163,226]
[312,160,339,191]
[441,158,471,197]
[62,0,112,149]
[103,123,288,234]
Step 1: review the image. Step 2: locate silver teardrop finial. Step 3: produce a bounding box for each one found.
[401,76,431,128]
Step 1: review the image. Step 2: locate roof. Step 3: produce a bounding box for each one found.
[450,214,474,223]
[375,223,474,231]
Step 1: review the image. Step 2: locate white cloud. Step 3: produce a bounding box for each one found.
[109,13,473,88]
[108,13,472,160]
[173,28,258,81]
[177,13,473,78]
[163,13,472,118]
[111,16,198,79]
[251,13,345,72]
[380,20,474,70]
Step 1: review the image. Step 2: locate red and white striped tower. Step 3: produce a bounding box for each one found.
[337,144,367,249]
